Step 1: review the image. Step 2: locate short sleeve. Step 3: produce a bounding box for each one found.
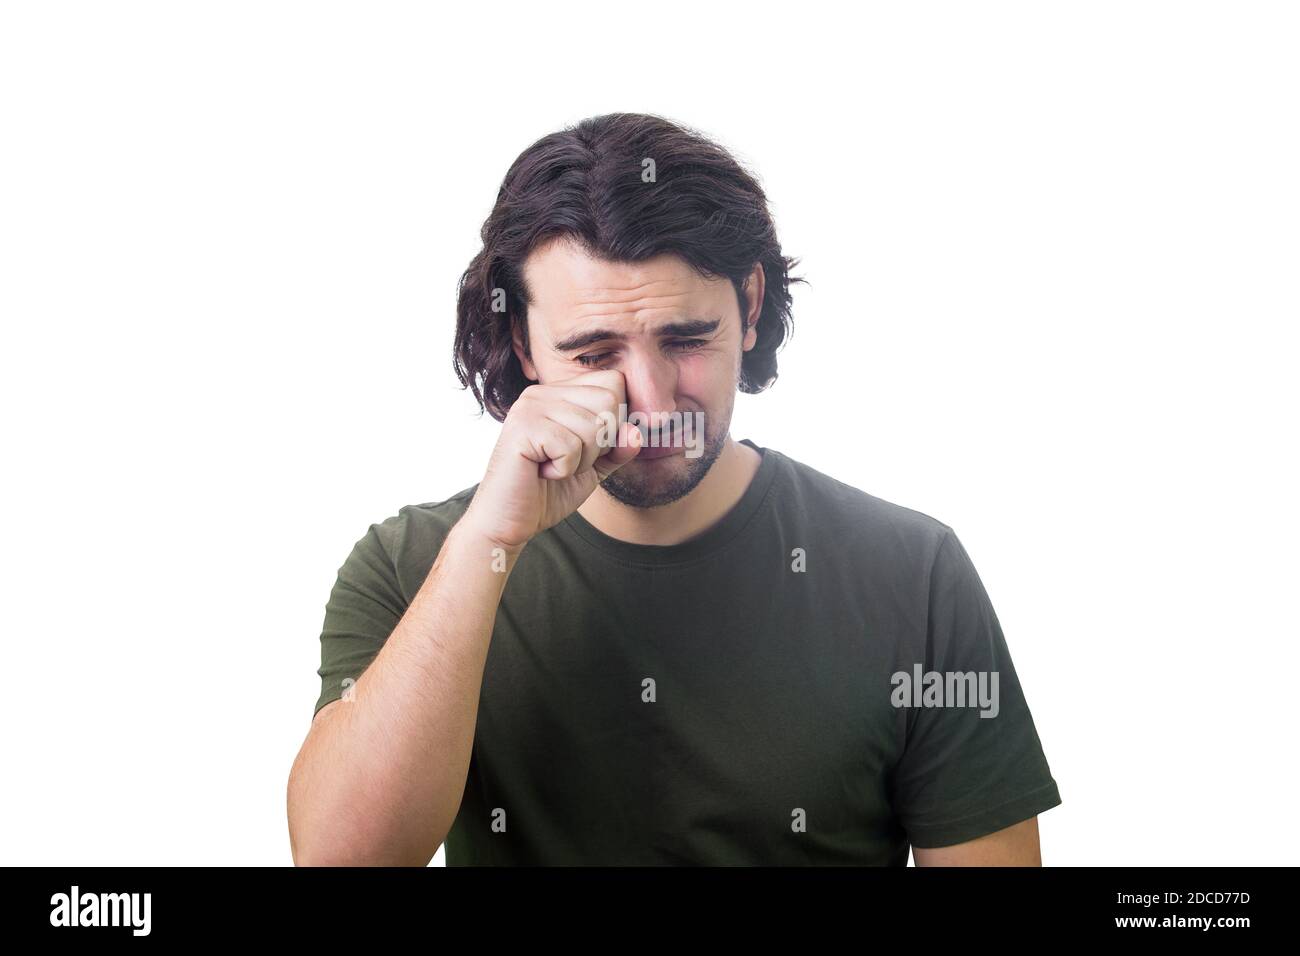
[312,522,406,718]
[890,527,1061,848]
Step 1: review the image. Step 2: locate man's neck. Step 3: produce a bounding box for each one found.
[578,437,762,547]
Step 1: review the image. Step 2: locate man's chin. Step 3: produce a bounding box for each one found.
[599,441,722,508]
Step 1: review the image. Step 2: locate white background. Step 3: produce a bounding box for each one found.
[2,1,1295,866]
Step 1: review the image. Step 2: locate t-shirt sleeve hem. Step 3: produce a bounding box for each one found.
[903,779,1062,849]
[313,688,343,719]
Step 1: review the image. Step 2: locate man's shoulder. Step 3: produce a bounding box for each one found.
[405,484,480,522]
[770,448,954,557]
[364,484,480,556]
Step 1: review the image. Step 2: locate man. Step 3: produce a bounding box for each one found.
[286,112,1061,866]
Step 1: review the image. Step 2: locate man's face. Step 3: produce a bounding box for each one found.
[514,237,762,508]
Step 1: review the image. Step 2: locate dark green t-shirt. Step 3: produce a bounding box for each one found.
[313,439,1061,865]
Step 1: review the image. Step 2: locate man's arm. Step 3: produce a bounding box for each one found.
[286,518,519,866]
[286,370,640,866]
[912,816,1042,866]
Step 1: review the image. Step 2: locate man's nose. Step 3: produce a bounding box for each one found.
[620,346,680,432]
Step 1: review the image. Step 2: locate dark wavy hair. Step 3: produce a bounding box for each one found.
[452,112,806,421]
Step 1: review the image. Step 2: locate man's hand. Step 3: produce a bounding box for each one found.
[459,369,642,553]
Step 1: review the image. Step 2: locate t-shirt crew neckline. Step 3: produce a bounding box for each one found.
[557,438,779,568]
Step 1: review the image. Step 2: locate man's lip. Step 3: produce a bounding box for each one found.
[633,443,682,460]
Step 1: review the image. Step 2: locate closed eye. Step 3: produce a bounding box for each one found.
[575,339,707,367]
[669,339,707,352]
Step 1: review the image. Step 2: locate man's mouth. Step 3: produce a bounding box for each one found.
[633,443,681,460]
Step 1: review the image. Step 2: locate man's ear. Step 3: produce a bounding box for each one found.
[741,263,765,352]
[511,318,539,381]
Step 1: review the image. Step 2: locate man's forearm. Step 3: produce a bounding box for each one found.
[287,517,520,866]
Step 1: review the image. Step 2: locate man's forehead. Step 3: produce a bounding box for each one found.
[522,239,721,328]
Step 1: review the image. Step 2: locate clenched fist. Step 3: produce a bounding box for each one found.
[458,370,642,552]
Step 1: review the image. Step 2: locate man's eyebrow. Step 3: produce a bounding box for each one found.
[551,317,721,352]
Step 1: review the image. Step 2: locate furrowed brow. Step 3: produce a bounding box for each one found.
[550,317,721,353]
[551,328,627,352]
[658,318,720,338]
